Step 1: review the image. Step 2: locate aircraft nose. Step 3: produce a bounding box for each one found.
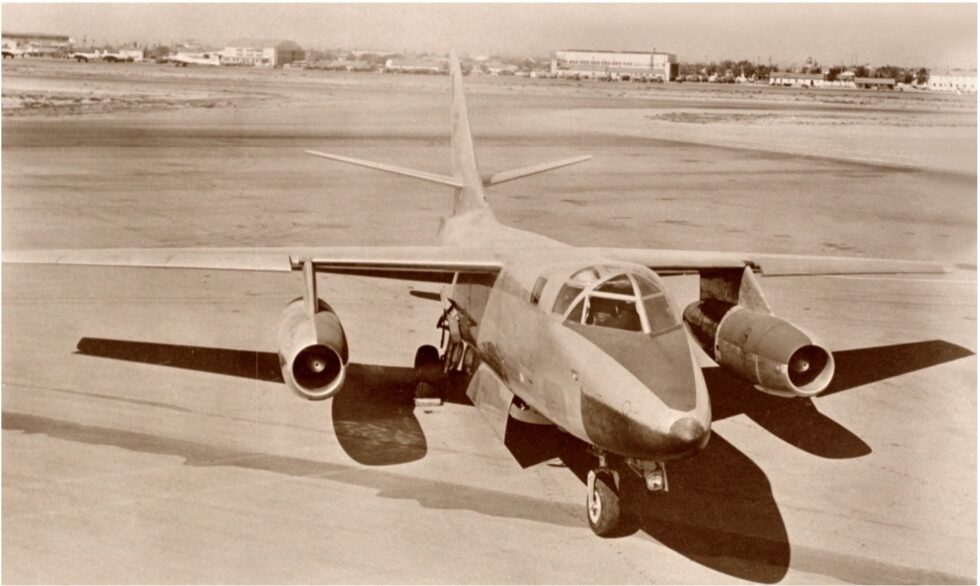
[669,416,710,450]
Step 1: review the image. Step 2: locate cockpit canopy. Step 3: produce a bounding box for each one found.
[552,266,680,335]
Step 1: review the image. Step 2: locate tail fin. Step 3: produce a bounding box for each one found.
[448,52,490,216]
[305,52,590,219]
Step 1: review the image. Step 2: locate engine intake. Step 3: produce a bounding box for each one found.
[278,297,349,400]
[684,300,834,397]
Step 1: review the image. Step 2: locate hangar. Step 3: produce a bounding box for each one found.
[220,39,304,67]
[551,49,678,81]
[1,31,73,56]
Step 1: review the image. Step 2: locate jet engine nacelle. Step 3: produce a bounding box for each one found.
[683,300,834,397]
[277,297,349,400]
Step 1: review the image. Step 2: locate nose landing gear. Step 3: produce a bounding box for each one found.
[586,450,668,537]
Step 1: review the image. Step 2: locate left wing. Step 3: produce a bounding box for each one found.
[593,247,947,276]
[2,246,504,282]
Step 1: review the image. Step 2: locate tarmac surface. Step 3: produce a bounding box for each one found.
[3,60,977,583]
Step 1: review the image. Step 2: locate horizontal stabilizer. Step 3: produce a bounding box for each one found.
[306,150,464,188]
[483,155,592,187]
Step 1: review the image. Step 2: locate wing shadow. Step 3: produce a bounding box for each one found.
[706,339,974,459]
[558,431,790,583]
[74,337,427,466]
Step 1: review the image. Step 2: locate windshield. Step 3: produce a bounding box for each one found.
[555,269,679,335]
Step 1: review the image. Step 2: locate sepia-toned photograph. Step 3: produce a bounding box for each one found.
[2,3,976,583]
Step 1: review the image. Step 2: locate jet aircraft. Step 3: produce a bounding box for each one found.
[4,53,945,535]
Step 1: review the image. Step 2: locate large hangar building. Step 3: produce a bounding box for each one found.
[551,49,678,81]
[220,39,305,67]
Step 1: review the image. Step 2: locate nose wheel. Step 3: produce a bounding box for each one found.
[586,452,668,536]
[586,469,625,537]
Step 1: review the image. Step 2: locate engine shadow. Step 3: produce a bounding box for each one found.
[706,339,973,459]
[74,337,427,466]
[557,430,790,583]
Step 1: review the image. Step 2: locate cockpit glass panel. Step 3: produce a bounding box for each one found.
[569,267,601,284]
[596,274,635,296]
[643,295,679,334]
[567,299,585,323]
[585,297,642,331]
[553,284,584,315]
[635,276,661,297]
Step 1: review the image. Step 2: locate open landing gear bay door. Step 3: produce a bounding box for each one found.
[466,362,514,441]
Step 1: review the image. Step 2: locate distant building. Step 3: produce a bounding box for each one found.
[117,46,145,62]
[770,70,896,90]
[383,58,445,74]
[928,70,977,93]
[220,39,304,67]
[769,72,825,87]
[551,49,678,81]
[853,77,896,90]
[483,60,519,75]
[2,32,73,56]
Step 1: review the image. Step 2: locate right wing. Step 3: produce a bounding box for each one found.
[593,247,948,276]
[3,246,504,283]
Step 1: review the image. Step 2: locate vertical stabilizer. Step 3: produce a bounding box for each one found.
[449,52,491,216]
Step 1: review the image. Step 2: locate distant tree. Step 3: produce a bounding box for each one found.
[736,59,756,78]
[826,66,842,82]
[678,62,699,76]
[854,65,869,78]
[874,65,901,79]
[916,67,930,84]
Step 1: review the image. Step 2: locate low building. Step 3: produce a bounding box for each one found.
[854,77,896,90]
[2,32,73,56]
[220,39,304,67]
[384,58,445,74]
[770,70,895,90]
[551,49,677,81]
[319,59,374,72]
[117,46,145,62]
[770,72,825,87]
[928,70,977,93]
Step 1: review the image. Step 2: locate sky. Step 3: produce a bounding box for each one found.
[2,3,976,69]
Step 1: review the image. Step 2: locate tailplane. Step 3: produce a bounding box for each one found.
[305,52,590,218]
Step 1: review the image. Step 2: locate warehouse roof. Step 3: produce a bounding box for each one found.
[559,49,671,55]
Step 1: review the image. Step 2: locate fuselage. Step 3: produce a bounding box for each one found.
[439,208,712,461]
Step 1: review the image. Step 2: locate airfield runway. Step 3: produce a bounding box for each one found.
[2,59,977,583]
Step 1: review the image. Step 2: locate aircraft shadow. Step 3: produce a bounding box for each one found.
[555,429,790,583]
[71,337,972,582]
[705,339,974,459]
[74,337,427,466]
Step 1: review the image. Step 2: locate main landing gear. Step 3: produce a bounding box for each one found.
[413,302,468,407]
[587,450,668,537]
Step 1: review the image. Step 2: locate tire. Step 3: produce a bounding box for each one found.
[414,344,440,369]
[414,344,442,385]
[587,469,624,537]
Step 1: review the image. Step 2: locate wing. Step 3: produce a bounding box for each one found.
[2,246,503,282]
[594,247,947,276]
